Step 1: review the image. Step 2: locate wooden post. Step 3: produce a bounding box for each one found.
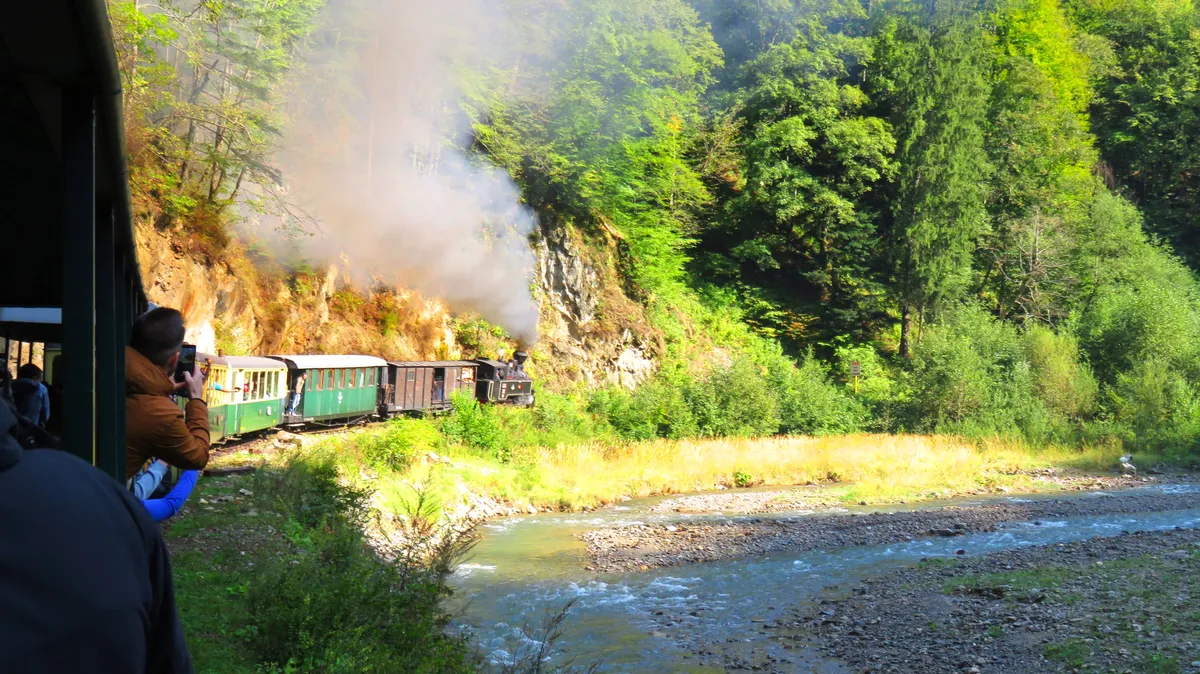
[95,202,123,480]
[61,88,97,465]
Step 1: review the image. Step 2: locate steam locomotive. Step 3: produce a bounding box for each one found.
[191,349,533,442]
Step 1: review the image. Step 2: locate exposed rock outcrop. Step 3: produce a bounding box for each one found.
[533,218,659,388]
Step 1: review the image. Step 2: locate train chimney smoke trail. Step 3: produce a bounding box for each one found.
[277,0,539,344]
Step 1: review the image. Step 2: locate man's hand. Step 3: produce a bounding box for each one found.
[181,366,205,401]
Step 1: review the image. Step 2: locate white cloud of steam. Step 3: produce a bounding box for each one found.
[277,0,540,344]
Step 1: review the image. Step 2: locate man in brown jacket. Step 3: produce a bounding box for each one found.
[126,308,210,485]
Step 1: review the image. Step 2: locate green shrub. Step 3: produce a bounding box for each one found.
[689,358,781,438]
[1075,248,1200,386]
[588,376,697,441]
[1108,358,1200,454]
[774,350,865,435]
[906,304,1052,440]
[247,455,474,673]
[1023,325,1099,420]
[441,390,511,461]
[532,391,599,445]
[358,418,443,472]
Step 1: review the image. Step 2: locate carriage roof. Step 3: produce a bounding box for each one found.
[269,355,388,370]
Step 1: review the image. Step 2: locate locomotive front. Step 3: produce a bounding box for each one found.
[473,350,534,406]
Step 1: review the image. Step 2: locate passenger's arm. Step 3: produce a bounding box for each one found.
[142,470,199,522]
[149,397,211,470]
[131,459,170,500]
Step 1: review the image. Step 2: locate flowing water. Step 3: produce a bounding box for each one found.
[451,486,1200,672]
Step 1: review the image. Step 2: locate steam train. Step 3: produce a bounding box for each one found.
[191,350,533,443]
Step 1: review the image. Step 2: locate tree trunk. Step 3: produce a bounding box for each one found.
[899,301,912,358]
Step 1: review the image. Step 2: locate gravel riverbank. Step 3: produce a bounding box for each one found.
[790,527,1200,673]
[583,487,1200,572]
[648,473,1172,515]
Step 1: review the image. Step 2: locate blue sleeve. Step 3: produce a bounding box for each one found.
[39,384,49,425]
[141,470,200,522]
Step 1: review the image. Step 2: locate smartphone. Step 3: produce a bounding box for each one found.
[174,344,197,383]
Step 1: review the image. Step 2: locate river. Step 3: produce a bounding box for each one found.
[450,485,1200,672]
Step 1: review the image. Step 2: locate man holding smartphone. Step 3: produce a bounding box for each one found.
[125,308,211,496]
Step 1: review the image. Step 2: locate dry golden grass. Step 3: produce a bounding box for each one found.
[520,434,1120,507]
[377,433,1124,513]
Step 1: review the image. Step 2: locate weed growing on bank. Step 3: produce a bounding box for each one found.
[317,425,1124,516]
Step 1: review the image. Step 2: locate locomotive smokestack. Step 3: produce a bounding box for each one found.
[514,350,528,365]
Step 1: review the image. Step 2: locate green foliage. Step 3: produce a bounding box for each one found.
[716,7,896,338]
[688,358,782,437]
[1023,325,1098,419]
[774,350,867,435]
[1071,0,1200,266]
[906,304,1053,440]
[441,390,511,461]
[358,419,443,472]
[247,455,474,673]
[872,5,995,354]
[733,470,753,488]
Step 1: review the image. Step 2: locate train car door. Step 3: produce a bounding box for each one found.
[402,368,416,410]
[432,368,446,405]
[416,367,431,409]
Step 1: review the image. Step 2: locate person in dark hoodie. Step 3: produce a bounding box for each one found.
[0,400,193,673]
[125,307,209,491]
[12,362,50,427]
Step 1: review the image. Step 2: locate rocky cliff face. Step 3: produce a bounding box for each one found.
[136,224,458,360]
[136,225,261,354]
[532,217,658,389]
[135,215,658,390]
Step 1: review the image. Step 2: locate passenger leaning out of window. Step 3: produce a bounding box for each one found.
[125,307,210,499]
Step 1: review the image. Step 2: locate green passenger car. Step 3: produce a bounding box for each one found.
[191,354,288,441]
[270,355,387,426]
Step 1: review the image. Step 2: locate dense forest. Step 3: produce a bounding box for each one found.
[112,0,1200,457]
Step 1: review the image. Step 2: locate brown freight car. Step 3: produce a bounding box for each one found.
[382,361,478,414]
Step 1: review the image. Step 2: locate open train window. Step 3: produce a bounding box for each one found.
[348,368,356,388]
[324,369,333,390]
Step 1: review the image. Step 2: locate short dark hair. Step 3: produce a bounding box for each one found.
[131,308,186,367]
[17,363,42,380]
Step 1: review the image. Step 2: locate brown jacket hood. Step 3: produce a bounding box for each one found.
[126,347,176,397]
[125,346,210,480]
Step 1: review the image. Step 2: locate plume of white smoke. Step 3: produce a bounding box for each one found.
[277,0,539,344]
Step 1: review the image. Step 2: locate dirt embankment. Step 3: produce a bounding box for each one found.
[582,488,1200,573]
[793,528,1200,673]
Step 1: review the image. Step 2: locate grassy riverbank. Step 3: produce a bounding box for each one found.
[211,424,1144,520]
[166,457,480,673]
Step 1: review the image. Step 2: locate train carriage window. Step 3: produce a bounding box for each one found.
[307,371,314,391]
[324,369,333,390]
[357,368,364,388]
[348,368,356,388]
